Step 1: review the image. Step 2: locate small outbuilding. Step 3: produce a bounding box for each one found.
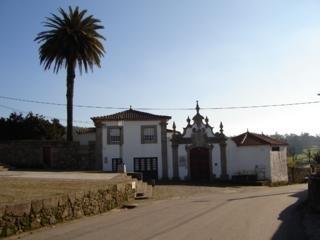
[228,131,288,182]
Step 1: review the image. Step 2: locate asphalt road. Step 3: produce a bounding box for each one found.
[12,184,307,240]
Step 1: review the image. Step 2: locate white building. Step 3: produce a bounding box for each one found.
[228,132,288,182]
[90,102,288,183]
[74,127,96,145]
[92,107,171,180]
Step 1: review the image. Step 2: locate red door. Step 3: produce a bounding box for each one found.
[190,147,210,181]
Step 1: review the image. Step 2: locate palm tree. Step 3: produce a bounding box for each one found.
[35,6,105,142]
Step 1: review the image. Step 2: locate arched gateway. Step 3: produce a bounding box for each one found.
[171,102,228,181]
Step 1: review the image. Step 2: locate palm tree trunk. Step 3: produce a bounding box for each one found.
[66,62,75,142]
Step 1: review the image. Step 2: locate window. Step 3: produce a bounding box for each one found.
[134,158,157,171]
[112,158,122,172]
[272,146,280,151]
[134,157,158,180]
[107,127,123,144]
[141,125,157,144]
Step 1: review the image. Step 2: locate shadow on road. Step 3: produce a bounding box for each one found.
[155,180,264,188]
[272,190,308,240]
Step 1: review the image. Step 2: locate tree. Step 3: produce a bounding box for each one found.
[35,6,105,142]
[0,112,65,140]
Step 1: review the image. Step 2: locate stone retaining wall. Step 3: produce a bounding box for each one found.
[0,182,134,238]
[0,141,96,170]
[288,167,310,183]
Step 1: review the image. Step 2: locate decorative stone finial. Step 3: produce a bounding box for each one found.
[205,116,209,126]
[172,121,176,133]
[129,105,132,110]
[220,122,224,134]
[186,116,191,126]
[193,100,204,127]
[247,128,249,133]
[196,100,200,114]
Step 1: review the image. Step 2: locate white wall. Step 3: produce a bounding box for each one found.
[166,137,288,182]
[226,140,288,182]
[74,132,96,145]
[270,146,288,182]
[101,120,163,179]
[227,139,271,180]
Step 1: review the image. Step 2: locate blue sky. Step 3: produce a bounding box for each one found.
[1,0,320,135]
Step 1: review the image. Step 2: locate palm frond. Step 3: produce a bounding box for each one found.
[35,6,105,74]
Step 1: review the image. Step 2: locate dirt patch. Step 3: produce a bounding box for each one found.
[151,184,259,200]
[152,186,212,200]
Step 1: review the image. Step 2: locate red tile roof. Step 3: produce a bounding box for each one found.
[231,131,287,146]
[91,109,171,123]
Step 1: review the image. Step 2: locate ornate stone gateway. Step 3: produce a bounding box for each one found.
[171,102,228,181]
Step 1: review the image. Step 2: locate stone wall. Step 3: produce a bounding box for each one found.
[0,141,96,170]
[288,167,310,183]
[0,182,135,238]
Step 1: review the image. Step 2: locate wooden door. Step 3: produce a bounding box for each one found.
[190,147,210,181]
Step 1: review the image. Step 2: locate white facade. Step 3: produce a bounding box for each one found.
[100,120,163,178]
[227,140,271,180]
[227,140,288,181]
[92,106,288,183]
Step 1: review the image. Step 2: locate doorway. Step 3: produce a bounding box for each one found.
[190,147,210,181]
